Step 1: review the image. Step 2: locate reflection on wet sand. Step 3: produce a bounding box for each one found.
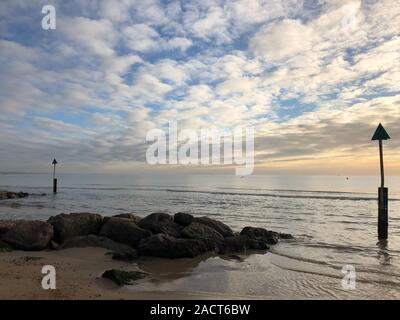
[376,240,391,265]
[137,250,267,284]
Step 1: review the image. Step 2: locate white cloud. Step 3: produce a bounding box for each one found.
[185,5,231,43]
[59,17,117,57]
[250,19,320,62]
[123,24,192,52]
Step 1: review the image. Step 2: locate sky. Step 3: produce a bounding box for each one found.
[0,0,399,175]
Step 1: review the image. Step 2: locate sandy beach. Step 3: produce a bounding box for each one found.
[0,247,139,299]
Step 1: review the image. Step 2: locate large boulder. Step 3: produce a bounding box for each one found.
[99,217,151,247]
[240,226,282,245]
[59,235,137,258]
[0,219,18,237]
[138,212,182,237]
[218,234,270,254]
[138,234,209,258]
[112,213,142,224]
[181,222,223,250]
[2,220,53,251]
[174,212,193,227]
[193,217,234,238]
[47,212,103,243]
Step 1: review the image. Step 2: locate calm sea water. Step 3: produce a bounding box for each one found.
[1,173,400,299]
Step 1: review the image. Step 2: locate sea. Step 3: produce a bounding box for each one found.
[1,173,400,299]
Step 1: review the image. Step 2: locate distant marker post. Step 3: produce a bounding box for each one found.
[52,158,58,194]
[371,123,390,240]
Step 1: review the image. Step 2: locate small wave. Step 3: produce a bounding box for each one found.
[269,250,333,267]
[0,202,46,209]
[216,186,374,195]
[165,189,399,202]
[298,241,370,253]
[2,182,399,202]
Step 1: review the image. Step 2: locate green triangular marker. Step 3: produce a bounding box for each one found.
[372,123,390,141]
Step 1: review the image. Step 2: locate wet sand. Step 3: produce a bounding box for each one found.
[0,248,266,300]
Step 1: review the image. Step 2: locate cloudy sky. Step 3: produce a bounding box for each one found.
[0,0,399,175]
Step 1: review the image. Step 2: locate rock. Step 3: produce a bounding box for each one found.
[112,213,142,224]
[2,220,53,251]
[247,238,270,250]
[240,226,280,245]
[193,217,234,238]
[99,217,151,247]
[218,234,270,254]
[181,222,223,250]
[138,234,209,258]
[218,235,249,254]
[174,212,193,227]
[278,233,294,240]
[138,212,182,237]
[47,212,103,243]
[102,269,147,285]
[59,235,138,258]
[0,219,18,237]
[110,252,138,262]
[0,191,29,200]
[0,240,13,252]
[50,240,59,250]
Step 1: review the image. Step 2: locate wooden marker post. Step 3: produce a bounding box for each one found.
[371,124,390,240]
[52,158,58,194]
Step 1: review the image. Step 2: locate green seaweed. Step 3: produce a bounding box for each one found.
[0,241,13,252]
[102,269,147,285]
[23,256,43,262]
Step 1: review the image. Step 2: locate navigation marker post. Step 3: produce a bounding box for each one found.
[52,158,58,194]
[371,124,390,240]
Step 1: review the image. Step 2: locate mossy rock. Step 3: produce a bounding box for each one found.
[23,256,43,262]
[109,252,137,262]
[102,269,147,285]
[0,240,13,252]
